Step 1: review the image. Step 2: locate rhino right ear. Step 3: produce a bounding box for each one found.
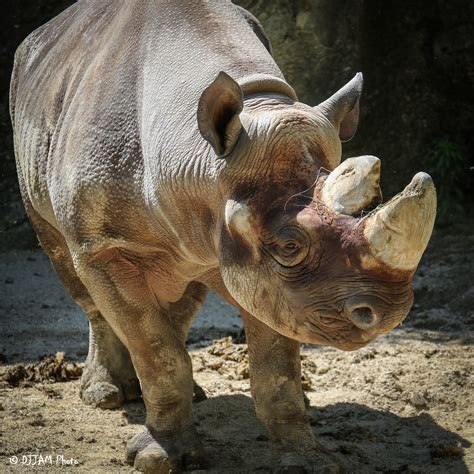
[198,71,243,158]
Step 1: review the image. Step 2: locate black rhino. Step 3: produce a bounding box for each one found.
[10,0,436,471]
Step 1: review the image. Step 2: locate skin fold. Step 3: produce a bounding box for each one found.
[10,1,435,472]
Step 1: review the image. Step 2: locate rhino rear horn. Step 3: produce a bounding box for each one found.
[197,71,243,158]
[321,155,382,215]
[317,72,363,142]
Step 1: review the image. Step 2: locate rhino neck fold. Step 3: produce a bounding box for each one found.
[239,74,298,102]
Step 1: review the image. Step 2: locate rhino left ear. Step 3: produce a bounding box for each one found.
[316,72,363,142]
[198,71,243,158]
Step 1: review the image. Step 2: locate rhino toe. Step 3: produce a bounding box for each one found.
[134,444,178,474]
[126,428,206,473]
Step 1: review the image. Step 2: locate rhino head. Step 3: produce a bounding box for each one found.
[198,72,436,350]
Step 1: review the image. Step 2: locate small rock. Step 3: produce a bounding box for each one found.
[40,386,62,399]
[236,363,249,380]
[301,374,312,391]
[339,444,352,455]
[192,358,204,372]
[424,348,439,359]
[29,417,46,427]
[402,404,417,417]
[4,277,14,284]
[393,382,404,392]
[317,365,331,375]
[410,392,428,408]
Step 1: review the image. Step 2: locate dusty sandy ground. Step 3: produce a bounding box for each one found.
[0,224,473,473]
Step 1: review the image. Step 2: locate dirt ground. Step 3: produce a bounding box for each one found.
[0,222,473,473]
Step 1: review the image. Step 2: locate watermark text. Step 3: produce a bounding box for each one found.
[9,454,79,467]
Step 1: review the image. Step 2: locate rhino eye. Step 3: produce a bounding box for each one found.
[280,240,300,257]
[266,226,309,267]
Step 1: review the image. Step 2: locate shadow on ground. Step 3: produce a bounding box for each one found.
[121,394,470,473]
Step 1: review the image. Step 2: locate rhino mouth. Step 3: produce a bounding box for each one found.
[303,316,382,349]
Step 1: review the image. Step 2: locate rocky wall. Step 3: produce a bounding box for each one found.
[1,0,472,249]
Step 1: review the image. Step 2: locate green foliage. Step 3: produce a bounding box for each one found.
[427,140,466,223]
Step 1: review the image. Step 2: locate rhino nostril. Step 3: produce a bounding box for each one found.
[350,306,378,330]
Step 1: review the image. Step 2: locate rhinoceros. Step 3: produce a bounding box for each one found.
[10,0,436,471]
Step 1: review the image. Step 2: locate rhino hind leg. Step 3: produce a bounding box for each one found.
[80,309,141,409]
[22,201,140,408]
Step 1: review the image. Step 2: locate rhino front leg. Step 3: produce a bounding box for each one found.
[76,253,206,473]
[241,311,341,473]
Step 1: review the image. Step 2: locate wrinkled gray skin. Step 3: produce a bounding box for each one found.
[10,1,435,472]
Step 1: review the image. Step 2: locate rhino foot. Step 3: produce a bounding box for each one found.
[81,368,205,410]
[81,381,124,409]
[126,428,206,473]
[80,367,141,409]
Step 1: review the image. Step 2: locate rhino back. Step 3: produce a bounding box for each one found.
[11,0,143,233]
[11,0,285,245]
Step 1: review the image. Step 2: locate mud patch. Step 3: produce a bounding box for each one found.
[1,352,83,387]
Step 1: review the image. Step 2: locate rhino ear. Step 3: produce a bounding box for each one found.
[317,72,363,142]
[198,71,243,158]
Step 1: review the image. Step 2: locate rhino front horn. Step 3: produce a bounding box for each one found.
[363,172,437,271]
[321,155,382,215]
